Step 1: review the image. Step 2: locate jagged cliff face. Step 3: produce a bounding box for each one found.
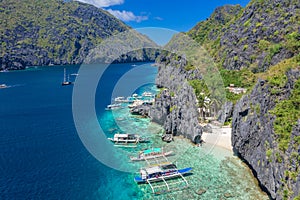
[165,1,300,199]
[0,0,157,70]
[220,0,299,72]
[189,0,300,72]
[189,5,243,45]
[150,54,203,143]
[232,66,300,199]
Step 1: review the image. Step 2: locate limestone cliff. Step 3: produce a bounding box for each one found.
[232,60,300,199]
[150,54,203,143]
[163,1,300,199]
[189,0,300,72]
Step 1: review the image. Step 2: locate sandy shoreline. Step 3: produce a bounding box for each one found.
[201,125,233,151]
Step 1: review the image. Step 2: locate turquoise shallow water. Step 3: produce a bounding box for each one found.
[99,103,270,200]
[0,62,269,199]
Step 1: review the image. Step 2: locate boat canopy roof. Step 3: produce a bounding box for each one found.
[143,163,177,175]
[114,133,129,138]
[114,133,137,138]
[143,148,161,155]
[144,166,163,174]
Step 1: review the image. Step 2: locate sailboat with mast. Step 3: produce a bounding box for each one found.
[61,68,72,86]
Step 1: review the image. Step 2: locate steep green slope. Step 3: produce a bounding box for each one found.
[159,1,300,199]
[189,0,300,73]
[185,1,300,199]
[0,0,157,70]
[188,4,242,59]
[232,54,300,200]
[189,5,242,45]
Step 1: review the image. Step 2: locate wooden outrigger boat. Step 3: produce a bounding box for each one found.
[134,163,192,183]
[105,103,122,110]
[134,163,192,194]
[108,133,149,145]
[130,148,173,161]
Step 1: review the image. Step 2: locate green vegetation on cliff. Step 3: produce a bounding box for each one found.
[188,5,242,66]
[189,5,242,45]
[185,0,300,104]
[0,0,129,69]
[271,78,300,152]
[189,0,300,72]
[0,0,157,70]
[183,1,300,199]
[267,55,300,152]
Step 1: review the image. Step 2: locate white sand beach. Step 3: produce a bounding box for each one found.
[201,125,232,151]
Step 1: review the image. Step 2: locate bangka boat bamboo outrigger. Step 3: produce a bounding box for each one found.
[105,103,122,110]
[134,163,192,194]
[108,133,149,145]
[130,148,173,161]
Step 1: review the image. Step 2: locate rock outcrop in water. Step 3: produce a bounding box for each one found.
[232,65,300,199]
[150,54,203,143]
[0,0,158,70]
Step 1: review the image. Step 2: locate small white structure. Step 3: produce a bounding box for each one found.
[227,84,247,94]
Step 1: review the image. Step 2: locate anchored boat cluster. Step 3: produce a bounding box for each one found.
[105,92,155,111]
[108,133,193,194]
[106,91,193,195]
[132,148,192,195]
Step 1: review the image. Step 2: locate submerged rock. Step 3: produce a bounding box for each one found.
[223,193,234,198]
[161,133,173,143]
[195,188,207,195]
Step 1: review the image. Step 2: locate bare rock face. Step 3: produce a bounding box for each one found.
[219,0,299,72]
[217,101,233,123]
[232,69,300,199]
[150,55,202,143]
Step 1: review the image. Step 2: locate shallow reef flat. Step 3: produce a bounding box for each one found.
[136,136,269,200]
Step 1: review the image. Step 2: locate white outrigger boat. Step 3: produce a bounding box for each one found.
[134,163,192,183]
[134,163,192,194]
[114,96,135,103]
[105,103,122,110]
[142,91,154,97]
[130,148,173,161]
[108,133,149,145]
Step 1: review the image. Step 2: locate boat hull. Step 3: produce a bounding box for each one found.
[61,82,73,86]
[134,167,192,184]
[130,151,173,161]
[108,138,149,144]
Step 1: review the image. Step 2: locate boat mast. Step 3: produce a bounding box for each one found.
[63,68,66,82]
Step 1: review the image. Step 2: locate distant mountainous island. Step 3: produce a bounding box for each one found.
[152,0,299,199]
[0,0,157,70]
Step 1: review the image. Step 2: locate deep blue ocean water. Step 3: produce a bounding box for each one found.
[0,63,157,200]
[0,63,269,200]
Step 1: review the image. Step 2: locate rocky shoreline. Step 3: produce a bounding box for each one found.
[146,52,203,143]
[140,53,300,199]
[232,68,300,199]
